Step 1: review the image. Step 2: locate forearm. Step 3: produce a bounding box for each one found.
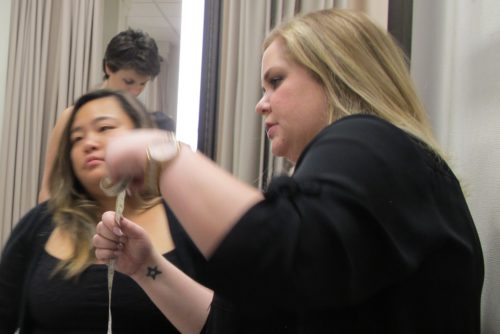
[132,251,213,334]
[38,169,51,203]
[39,106,73,203]
[159,146,264,257]
[38,143,55,203]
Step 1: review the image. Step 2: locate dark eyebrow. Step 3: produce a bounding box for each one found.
[262,69,271,83]
[70,116,116,135]
[70,126,82,135]
[262,66,284,84]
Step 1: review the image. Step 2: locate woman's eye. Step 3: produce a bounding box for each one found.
[123,79,134,85]
[270,77,283,88]
[71,136,82,145]
[99,125,115,132]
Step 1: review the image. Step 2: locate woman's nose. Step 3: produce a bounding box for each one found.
[128,86,144,97]
[255,95,270,115]
[83,136,99,153]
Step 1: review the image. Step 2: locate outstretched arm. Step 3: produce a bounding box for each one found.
[38,106,73,203]
[94,211,213,334]
[105,130,264,257]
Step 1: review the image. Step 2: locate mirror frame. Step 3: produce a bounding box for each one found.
[197,0,221,159]
[388,0,413,59]
[197,0,413,159]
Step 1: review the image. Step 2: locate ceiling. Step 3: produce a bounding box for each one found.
[126,0,182,57]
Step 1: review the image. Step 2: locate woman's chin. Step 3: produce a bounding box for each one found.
[271,143,287,159]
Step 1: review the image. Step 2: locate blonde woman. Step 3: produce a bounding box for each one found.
[0,90,212,333]
[95,9,483,333]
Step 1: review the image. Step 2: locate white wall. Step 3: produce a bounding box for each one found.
[412,0,500,332]
[0,0,12,134]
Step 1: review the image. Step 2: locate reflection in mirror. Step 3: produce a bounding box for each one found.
[0,0,211,249]
[121,0,204,150]
[176,0,205,149]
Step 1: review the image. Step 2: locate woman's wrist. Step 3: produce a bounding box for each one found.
[144,131,181,194]
[131,250,166,285]
[146,131,180,171]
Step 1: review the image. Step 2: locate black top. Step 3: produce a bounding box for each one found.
[27,250,178,333]
[0,202,208,334]
[204,115,484,333]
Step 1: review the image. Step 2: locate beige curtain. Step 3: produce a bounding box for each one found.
[412,1,500,331]
[216,0,270,187]
[0,0,104,249]
[215,0,387,189]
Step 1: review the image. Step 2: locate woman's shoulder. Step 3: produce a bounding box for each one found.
[2,203,53,255]
[298,115,417,165]
[14,202,52,231]
[324,114,407,140]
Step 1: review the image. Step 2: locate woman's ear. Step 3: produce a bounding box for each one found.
[104,63,112,77]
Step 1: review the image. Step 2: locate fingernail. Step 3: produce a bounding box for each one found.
[113,227,124,236]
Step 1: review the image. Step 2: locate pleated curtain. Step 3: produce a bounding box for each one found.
[0,0,104,249]
[214,0,388,189]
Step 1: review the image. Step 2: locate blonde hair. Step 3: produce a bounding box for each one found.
[263,9,444,158]
[48,89,161,278]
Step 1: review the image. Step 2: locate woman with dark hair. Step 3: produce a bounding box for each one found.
[38,28,164,203]
[0,90,212,334]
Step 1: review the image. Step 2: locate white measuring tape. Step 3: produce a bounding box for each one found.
[100,177,129,334]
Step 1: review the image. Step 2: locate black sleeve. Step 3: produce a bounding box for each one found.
[206,115,452,311]
[0,204,51,333]
[165,202,239,333]
[200,294,239,334]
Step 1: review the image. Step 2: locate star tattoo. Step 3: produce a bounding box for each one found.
[146,266,162,280]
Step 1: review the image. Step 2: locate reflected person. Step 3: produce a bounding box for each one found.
[38,28,164,203]
[0,89,212,333]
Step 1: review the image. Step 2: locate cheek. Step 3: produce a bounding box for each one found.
[108,76,126,90]
[70,149,77,165]
[115,82,129,91]
[127,86,144,96]
[69,150,80,174]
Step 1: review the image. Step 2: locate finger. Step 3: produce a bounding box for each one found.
[106,134,144,179]
[92,232,120,250]
[101,211,124,237]
[118,217,147,239]
[106,130,163,180]
[95,221,120,243]
[95,247,122,261]
[131,175,146,190]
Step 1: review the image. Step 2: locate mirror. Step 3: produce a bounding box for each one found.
[0,0,219,246]
[115,0,183,136]
[117,0,207,150]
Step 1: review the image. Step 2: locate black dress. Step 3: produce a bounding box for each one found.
[204,114,484,333]
[0,202,208,334]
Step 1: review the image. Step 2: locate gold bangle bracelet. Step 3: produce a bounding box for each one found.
[144,132,181,195]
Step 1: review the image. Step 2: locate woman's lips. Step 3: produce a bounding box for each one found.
[266,124,278,139]
[85,156,104,168]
